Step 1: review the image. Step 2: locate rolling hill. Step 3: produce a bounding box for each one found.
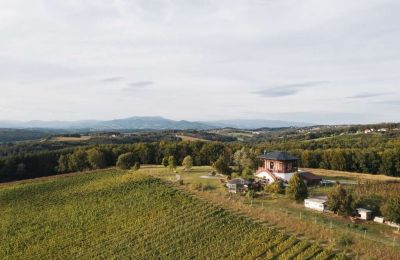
[0,116,313,130]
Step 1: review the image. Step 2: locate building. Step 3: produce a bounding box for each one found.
[356,208,373,220]
[255,151,321,185]
[299,171,322,186]
[304,198,327,212]
[226,178,252,193]
[256,151,298,183]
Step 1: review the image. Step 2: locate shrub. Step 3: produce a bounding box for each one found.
[182,155,193,171]
[286,173,308,201]
[132,162,140,171]
[116,152,137,170]
[381,195,400,224]
[327,184,353,216]
[168,156,177,172]
[265,180,285,195]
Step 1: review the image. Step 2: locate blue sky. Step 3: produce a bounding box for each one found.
[1,0,400,124]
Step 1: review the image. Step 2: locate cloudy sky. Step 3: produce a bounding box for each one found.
[1,0,400,124]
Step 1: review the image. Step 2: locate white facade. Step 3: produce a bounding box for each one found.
[256,171,276,183]
[256,171,294,183]
[274,172,295,182]
[304,198,327,212]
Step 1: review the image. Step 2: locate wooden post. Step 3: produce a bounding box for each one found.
[364,230,366,239]
[330,221,333,229]
[314,216,317,224]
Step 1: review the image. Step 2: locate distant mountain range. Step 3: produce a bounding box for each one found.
[0,116,313,130]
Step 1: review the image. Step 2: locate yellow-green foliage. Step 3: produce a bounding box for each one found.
[0,169,332,259]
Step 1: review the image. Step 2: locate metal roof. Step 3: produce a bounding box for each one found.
[305,198,327,204]
[258,151,298,161]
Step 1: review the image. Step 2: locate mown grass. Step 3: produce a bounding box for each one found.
[0,168,335,259]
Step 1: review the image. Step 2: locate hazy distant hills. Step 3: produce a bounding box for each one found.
[0,116,313,130]
[203,119,313,129]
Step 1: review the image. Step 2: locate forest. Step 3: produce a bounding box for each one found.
[1,128,400,182]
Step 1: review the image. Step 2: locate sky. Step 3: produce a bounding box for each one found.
[1,0,400,124]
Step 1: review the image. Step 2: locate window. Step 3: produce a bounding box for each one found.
[269,162,274,169]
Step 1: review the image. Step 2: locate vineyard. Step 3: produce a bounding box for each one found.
[0,169,337,259]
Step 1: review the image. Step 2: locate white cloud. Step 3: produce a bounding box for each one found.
[0,0,399,123]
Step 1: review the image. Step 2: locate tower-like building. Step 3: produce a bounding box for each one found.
[255,151,298,183]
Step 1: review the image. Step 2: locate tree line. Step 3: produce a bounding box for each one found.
[2,137,400,182]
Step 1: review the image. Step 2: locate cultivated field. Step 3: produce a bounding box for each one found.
[0,168,335,259]
[51,135,91,142]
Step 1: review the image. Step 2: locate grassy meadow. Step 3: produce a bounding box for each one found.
[0,167,336,259]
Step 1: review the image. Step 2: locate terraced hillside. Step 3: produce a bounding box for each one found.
[0,169,336,259]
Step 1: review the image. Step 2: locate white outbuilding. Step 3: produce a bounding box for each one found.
[304,198,327,212]
[356,208,372,220]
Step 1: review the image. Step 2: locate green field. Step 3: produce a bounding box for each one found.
[0,168,336,259]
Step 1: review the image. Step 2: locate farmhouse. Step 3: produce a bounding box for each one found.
[255,151,321,185]
[304,197,327,212]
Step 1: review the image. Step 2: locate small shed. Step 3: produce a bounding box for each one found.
[356,208,372,220]
[227,178,251,193]
[304,198,327,212]
[299,171,322,186]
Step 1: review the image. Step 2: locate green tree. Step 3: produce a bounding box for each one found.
[241,167,253,178]
[116,152,137,170]
[87,148,107,169]
[286,173,308,201]
[57,154,70,173]
[182,155,193,171]
[212,155,230,175]
[327,184,353,216]
[168,156,176,172]
[68,149,89,172]
[161,157,169,167]
[381,195,400,224]
[132,162,141,171]
[265,180,285,195]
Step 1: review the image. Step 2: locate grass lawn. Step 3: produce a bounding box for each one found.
[0,167,335,259]
[302,168,400,182]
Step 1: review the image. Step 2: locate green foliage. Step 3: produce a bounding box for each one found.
[327,185,353,216]
[132,162,141,171]
[116,152,137,170]
[57,154,69,173]
[161,156,169,167]
[68,149,89,172]
[246,189,256,198]
[241,167,253,178]
[168,156,176,172]
[182,155,193,171]
[265,180,285,195]
[87,148,107,169]
[381,195,400,224]
[212,155,231,175]
[286,173,308,201]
